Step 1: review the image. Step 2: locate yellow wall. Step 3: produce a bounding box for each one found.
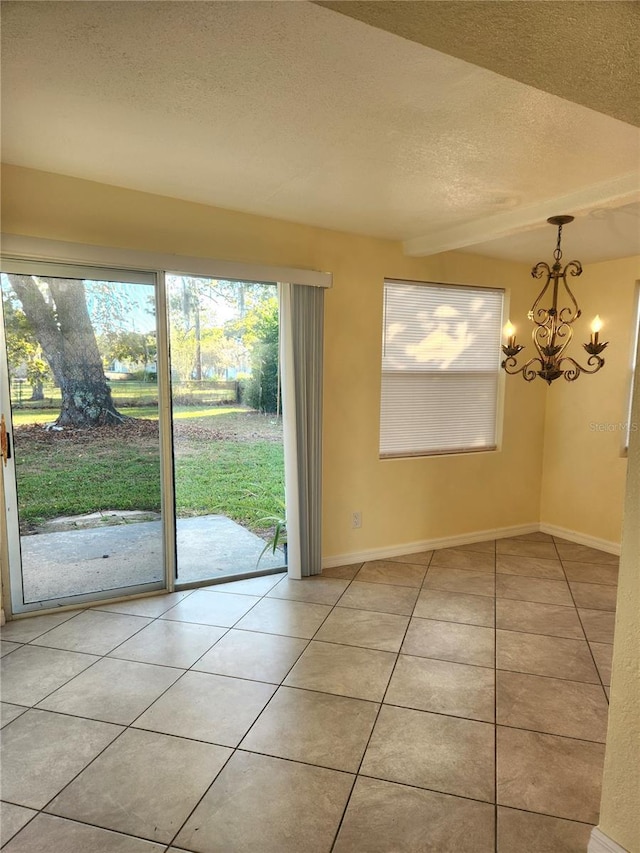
[597,328,640,853]
[540,257,640,545]
[1,164,546,563]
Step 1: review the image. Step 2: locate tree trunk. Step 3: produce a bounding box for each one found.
[7,275,127,427]
[30,379,44,401]
[194,302,202,381]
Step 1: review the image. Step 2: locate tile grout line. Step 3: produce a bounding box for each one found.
[166,568,377,846]
[0,803,40,849]
[8,578,345,721]
[166,569,360,850]
[15,612,612,664]
[11,606,610,664]
[1,806,179,851]
[554,539,612,705]
[28,578,287,851]
[2,545,616,849]
[0,608,85,646]
[558,560,619,587]
[9,584,282,848]
[0,543,612,640]
[5,668,612,751]
[283,566,383,853]
[0,783,597,843]
[328,549,435,852]
[15,600,229,714]
[6,553,612,692]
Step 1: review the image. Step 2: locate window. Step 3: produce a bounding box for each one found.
[380,279,504,458]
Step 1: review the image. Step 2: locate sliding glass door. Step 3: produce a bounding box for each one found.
[166,274,286,585]
[0,260,172,613]
[0,259,292,615]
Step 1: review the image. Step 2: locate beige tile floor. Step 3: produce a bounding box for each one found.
[0,534,616,852]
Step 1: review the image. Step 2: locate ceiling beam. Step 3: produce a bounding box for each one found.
[315,1,640,127]
[403,173,640,257]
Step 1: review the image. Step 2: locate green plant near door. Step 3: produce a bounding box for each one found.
[255,496,287,566]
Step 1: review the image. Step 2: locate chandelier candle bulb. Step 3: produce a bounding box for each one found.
[504,321,516,348]
[591,315,603,345]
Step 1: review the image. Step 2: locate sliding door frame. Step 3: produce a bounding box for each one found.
[0,258,176,617]
[0,234,331,620]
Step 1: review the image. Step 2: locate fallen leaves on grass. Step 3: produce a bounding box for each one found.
[14,418,159,447]
[14,411,281,446]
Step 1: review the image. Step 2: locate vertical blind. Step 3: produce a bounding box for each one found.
[279,283,324,577]
[380,280,504,458]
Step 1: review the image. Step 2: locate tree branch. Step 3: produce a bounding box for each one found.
[7,275,64,383]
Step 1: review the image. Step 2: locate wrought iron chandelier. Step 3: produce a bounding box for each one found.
[501,215,607,384]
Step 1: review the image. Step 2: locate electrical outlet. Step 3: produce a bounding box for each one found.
[352,511,362,529]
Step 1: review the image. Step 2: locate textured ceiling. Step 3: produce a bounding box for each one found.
[316,1,640,127]
[1,1,639,261]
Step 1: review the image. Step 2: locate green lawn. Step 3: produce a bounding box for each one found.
[10,406,160,426]
[13,406,284,535]
[175,442,284,528]
[9,404,254,426]
[15,433,162,526]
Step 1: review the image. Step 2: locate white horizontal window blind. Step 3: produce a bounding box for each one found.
[380,280,504,458]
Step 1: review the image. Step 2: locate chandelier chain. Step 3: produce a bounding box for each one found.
[553,223,563,262]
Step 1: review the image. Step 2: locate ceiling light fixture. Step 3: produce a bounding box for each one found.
[501,215,607,384]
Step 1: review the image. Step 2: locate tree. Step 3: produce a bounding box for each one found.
[98,329,157,379]
[25,356,50,401]
[236,296,281,414]
[166,275,274,380]
[6,274,126,426]
[197,327,242,379]
[2,288,52,401]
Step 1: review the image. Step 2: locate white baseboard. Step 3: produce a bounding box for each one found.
[588,827,629,853]
[322,521,622,568]
[321,523,540,569]
[539,523,621,556]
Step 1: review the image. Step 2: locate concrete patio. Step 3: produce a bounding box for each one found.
[20,514,285,604]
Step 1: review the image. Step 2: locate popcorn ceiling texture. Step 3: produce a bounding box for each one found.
[317,0,640,127]
[1,1,638,251]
